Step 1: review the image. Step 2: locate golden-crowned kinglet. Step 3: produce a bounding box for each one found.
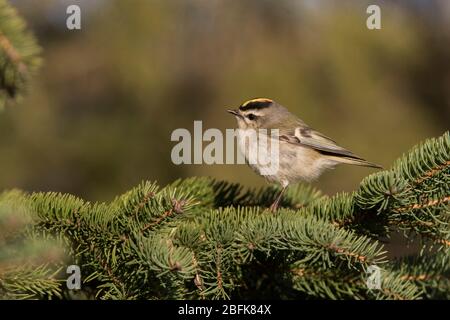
[228,98,382,212]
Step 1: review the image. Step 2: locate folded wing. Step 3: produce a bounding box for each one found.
[279,125,382,169]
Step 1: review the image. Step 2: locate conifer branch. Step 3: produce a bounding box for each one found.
[0,132,448,299]
[0,0,41,107]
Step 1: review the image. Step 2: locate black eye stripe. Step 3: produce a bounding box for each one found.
[239,100,272,111]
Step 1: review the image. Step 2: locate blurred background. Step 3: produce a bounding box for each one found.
[0,0,449,202]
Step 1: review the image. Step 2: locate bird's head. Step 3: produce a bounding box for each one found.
[227,98,290,130]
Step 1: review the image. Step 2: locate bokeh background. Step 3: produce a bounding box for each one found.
[0,0,449,202]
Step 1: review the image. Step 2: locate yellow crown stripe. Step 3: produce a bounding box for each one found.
[242,98,273,107]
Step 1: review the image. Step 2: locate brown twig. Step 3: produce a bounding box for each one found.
[0,31,27,75]
[400,274,432,281]
[434,238,450,247]
[140,199,186,232]
[414,161,450,185]
[133,191,155,217]
[328,244,367,263]
[192,254,205,297]
[141,209,173,232]
[216,245,223,291]
[393,196,450,213]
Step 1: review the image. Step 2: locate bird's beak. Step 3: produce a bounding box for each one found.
[227,109,241,117]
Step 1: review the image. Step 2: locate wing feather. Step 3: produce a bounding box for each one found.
[269,115,382,168]
[279,126,361,159]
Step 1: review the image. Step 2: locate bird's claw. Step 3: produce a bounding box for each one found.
[269,201,279,213]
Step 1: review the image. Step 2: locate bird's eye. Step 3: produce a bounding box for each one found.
[247,114,257,121]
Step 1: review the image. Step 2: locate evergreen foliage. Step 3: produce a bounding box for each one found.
[0,0,448,300]
[0,132,448,300]
[0,190,64,299]
[0,0,41,108]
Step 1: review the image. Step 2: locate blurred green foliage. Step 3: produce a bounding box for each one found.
[0,0,449,201]
[0,0,41,108]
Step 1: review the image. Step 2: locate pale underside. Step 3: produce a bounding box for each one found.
[237,129,338,187]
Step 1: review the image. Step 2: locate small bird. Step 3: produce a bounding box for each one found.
[227,98,382,212]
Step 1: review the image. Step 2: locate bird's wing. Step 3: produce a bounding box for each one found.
[278,125,360,159]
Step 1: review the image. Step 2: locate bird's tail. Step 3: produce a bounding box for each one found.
[328,156,383,169]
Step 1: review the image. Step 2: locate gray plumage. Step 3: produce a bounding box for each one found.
[227,98,382,211]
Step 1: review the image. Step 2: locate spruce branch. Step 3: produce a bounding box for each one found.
[0,0,41,108]
[0,191,65,300]
[0,132,448,299]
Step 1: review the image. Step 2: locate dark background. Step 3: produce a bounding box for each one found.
[1,0,449,202]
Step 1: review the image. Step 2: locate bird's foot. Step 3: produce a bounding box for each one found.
[269,201,279,213]
[268,185,288,213]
